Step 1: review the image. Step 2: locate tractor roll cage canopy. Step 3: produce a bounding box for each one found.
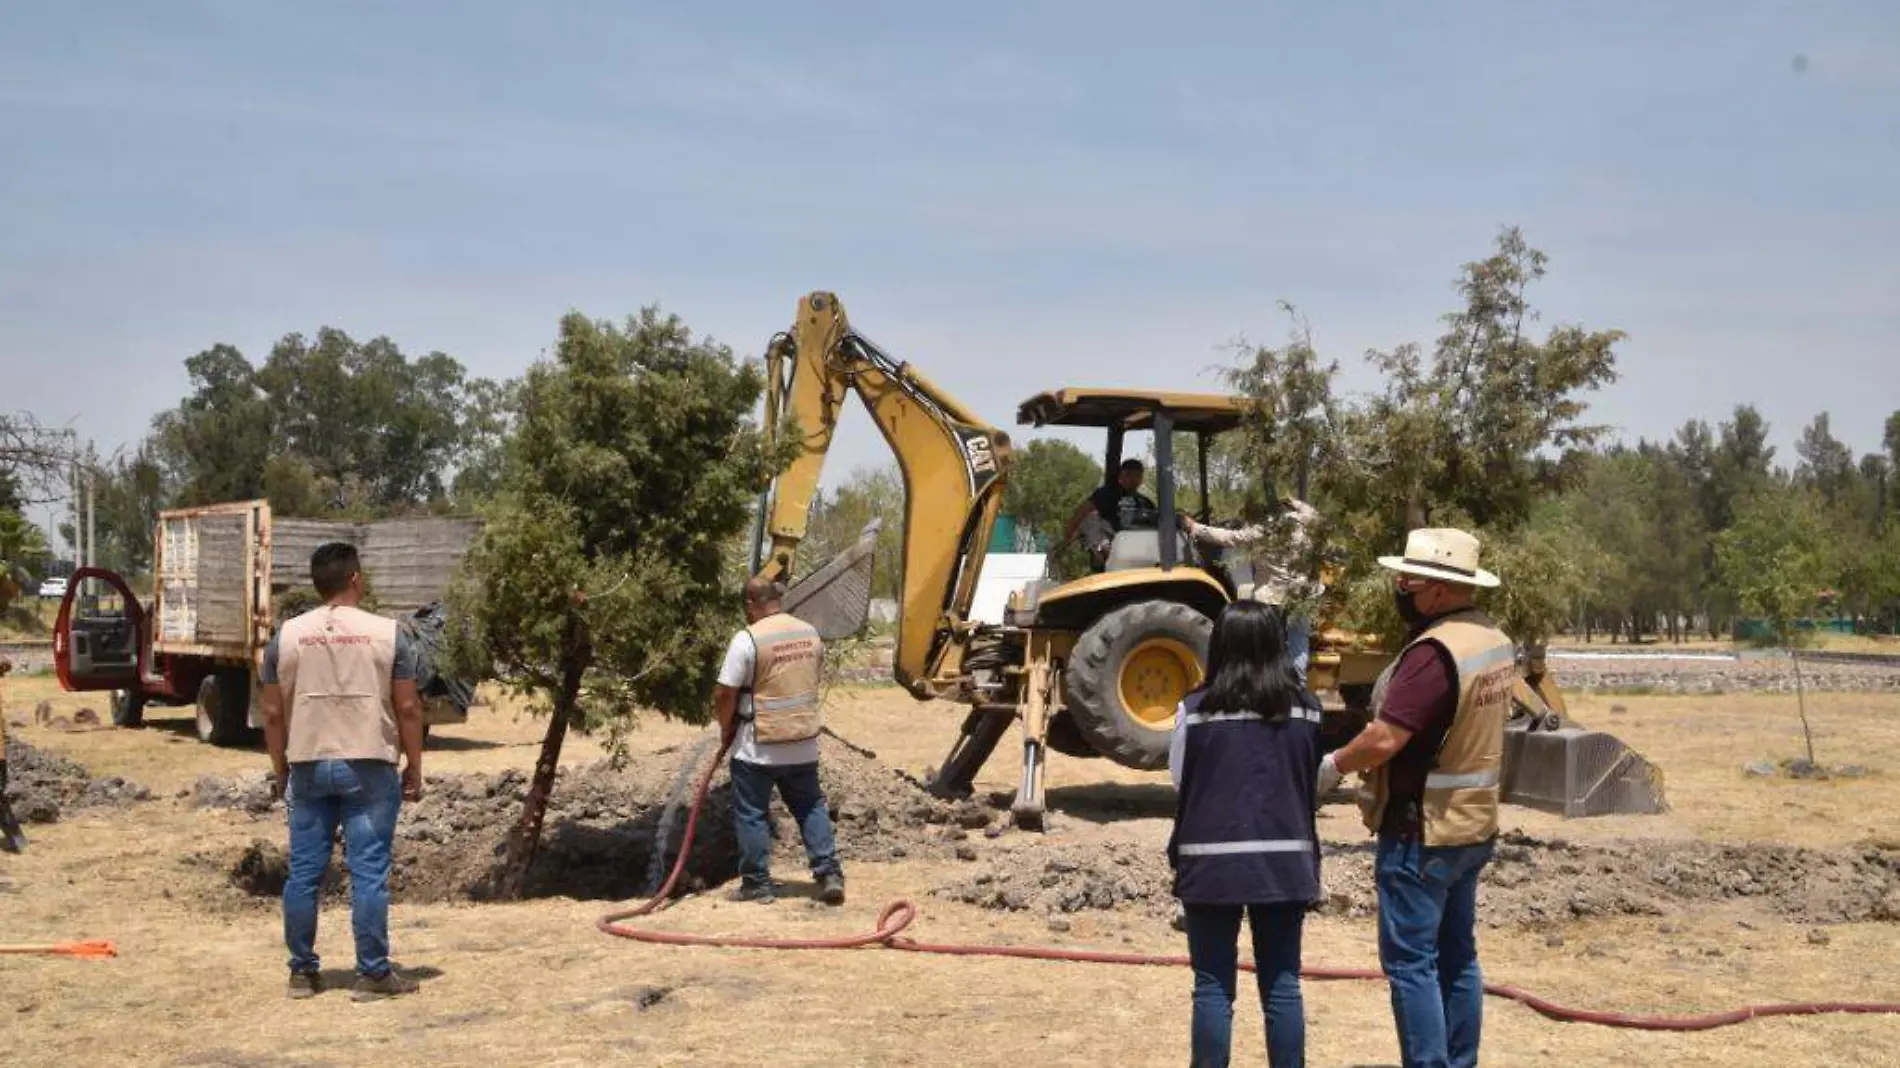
[1015,389,1246,434]
[1017,389,1254,571]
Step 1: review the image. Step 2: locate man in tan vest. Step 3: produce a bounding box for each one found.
[713,577,844,906]
[262,542,425,1002]
[1315,528,1514,1068]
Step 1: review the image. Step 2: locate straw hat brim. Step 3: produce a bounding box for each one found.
[1377,555,1501,588]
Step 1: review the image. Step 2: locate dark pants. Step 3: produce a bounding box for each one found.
[1375,833,1496,1068]
[1183,902,1306,1068]
[729,758,842,889]
[284,759,402,978]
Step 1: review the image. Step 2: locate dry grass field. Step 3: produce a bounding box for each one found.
[5,672,1900,1066]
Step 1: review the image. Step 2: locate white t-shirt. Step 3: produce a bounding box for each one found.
[719,629,823,766]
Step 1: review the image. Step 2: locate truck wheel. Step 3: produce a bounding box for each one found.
[196,670,254,747]
[110,688,146,728]
[1064,601,1212,770]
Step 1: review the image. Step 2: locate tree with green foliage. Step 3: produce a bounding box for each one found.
[150,332,498,516]
[1716,486,1839,762]
[448,377,522,507]
[1002,438,1103,578]
[74,446,169,580]
[805,465,904,601]
[443,307,790,896]
[1227,227,1624,644]
[1884,410,1900,483]
[0,509,51,621]
[1794,412,1856,509]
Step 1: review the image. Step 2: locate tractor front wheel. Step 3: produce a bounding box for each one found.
[1063,601,1212,770]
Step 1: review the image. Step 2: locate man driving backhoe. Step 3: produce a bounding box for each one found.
[1063,459,1157,569]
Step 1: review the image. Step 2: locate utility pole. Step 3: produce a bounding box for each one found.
[67,429,80,573]
[85,451,96,576]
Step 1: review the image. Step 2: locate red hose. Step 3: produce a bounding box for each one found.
[598,737,1900,1032]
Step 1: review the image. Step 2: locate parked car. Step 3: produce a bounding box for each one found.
[38,576,68,599]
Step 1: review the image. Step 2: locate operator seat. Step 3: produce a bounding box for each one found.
[1103,529,1196,572]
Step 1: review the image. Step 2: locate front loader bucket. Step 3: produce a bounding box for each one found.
[1500,718,1668,817]
[783,519,881,642]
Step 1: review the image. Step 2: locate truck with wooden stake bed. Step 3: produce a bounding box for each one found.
[53,499,482,745]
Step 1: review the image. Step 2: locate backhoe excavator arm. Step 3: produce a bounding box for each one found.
[754,292,1013,696]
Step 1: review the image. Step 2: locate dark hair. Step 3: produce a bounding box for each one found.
[1119,459,1144,473]
[1193,599,1300,724]
[310,542,362,599]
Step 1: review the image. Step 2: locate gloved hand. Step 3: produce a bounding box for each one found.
[1315,753,1343,803]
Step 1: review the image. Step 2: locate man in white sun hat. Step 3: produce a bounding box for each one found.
[1315,527,1515,1068]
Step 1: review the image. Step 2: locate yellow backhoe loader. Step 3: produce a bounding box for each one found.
[756,292,1665,828]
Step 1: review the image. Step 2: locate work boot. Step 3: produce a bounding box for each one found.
[288,971,323,999]
[727,880,777,904]
[351,967,420,1002]
[818,873,846,906]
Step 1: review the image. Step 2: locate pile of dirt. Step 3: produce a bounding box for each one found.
[205,734,998,905]
[934,841,1176,920]
[936,830,1900,927]
[3,739,150,822]
[192,773,279,814]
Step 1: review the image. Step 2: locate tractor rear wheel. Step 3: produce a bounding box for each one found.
[1063,601,1212,770]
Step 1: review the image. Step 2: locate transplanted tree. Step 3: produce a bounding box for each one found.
[1715,486,1838,765]
[1226,228,1623,642]
[443,308,791,897]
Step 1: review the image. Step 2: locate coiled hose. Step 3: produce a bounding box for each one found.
[598,735,1900,1032]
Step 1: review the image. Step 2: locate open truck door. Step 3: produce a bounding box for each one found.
[53,568,148,727]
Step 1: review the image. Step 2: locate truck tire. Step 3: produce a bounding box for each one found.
[196,670,254,747]
[110,688,146,729]
[1063,600,1212,770]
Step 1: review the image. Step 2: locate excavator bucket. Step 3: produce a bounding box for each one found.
[1499,673,1668,817]
[783,519,882,642]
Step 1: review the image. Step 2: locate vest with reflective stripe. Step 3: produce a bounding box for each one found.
[277,604,399,764]
[745,612,824,745]
[1168,690,1324,906]
[1358,609,1515,846]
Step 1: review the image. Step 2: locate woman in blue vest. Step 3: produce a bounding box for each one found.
[1168,599,1324,1068]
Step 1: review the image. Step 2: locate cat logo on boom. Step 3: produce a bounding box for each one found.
[964,433,996,476]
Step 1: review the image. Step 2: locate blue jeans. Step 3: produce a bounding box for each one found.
[729,758,842,888]
[1375,834,1496,1068]
[1183,902,1306,1068]
[1285,617,1311,683]
[285,759,402,978]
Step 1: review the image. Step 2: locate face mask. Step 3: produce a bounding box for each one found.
[1394,586,1429,627]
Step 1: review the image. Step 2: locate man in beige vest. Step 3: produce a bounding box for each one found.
[713,577,844,906]
[262,542,425,1002]
[1315,528,1514,1068]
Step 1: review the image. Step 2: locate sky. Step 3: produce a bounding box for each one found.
[3,1,1896,544]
